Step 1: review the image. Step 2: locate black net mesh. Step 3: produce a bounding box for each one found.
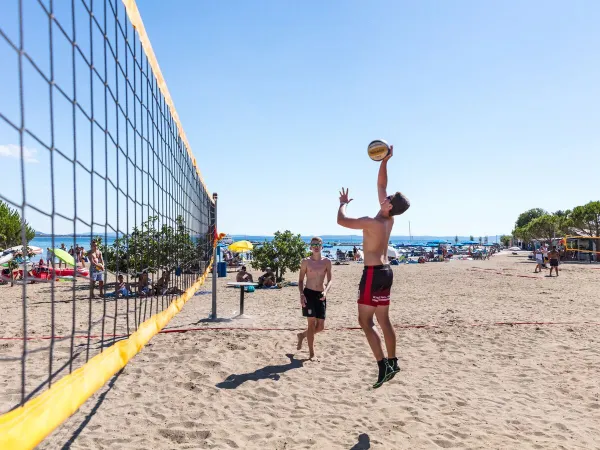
[0,0,215,414]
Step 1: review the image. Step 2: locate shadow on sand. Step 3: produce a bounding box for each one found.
[350,433,371,449]
[216,353,306,389]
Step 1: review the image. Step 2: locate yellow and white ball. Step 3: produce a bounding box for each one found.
[367,139,390,161]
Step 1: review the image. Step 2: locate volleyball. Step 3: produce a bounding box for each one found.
[367,139,390,161]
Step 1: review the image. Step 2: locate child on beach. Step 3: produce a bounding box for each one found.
[116,274,131,297]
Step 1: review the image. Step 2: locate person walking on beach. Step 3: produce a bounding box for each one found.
[548,246,560,277]
[534,247,544,273]
[337,145,410,388]
[296,236,332,359]
[88,240,105,298]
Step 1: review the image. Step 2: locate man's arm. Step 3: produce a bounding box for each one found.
[323,259,332,298]
[377,145,393,204]
[337,204,376,230]
[337,187,376,230]
[298,259,307,306]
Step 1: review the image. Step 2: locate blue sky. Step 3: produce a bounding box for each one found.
[1,0,599,237]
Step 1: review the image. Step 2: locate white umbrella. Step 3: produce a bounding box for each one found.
[387,247,398,258]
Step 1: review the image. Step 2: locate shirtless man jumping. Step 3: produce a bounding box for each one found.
[296,236,333,359]
[337,145,410,388]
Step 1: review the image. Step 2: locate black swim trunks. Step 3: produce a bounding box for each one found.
[550,259,559,267]
[302,288,326,319]
[358,265,393,306]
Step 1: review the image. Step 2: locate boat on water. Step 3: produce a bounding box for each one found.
[220,234,233,245]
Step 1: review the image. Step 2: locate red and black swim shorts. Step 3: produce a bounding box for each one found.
[357,264,393,306]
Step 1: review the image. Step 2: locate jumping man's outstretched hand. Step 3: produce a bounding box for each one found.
[383,145,393,162]
[339,187,353,205]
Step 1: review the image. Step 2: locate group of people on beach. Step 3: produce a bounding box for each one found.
[534,244,561,276]
[294,147,411,388]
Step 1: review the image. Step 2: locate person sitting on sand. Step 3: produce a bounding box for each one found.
[236,265,253,283]
[153,269,171,295]
[138,270,151,296]
[116,274,131,297]
[258,267,276,287]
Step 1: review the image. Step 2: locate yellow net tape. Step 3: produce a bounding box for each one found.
[0,255,213,450]
[121,0,213,203]
[563,236,600,254]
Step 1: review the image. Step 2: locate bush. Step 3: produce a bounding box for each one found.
[250,230,307,281]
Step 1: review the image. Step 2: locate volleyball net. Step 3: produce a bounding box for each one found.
[563,235,600,261]
[0,0,215,447]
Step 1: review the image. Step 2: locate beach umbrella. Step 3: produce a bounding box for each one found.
[228,240,254,253]
[461,240,479,245]
[387,247,398,258]
[48,248,75,267]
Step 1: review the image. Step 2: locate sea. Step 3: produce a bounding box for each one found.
[23,234,500,263]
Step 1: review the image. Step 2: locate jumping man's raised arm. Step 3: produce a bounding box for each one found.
[377,145,393,204]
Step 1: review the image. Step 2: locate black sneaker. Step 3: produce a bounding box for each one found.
[373,358,393,389]
[387,357,400,380]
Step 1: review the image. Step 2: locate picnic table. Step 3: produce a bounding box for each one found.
[226,282,258,318]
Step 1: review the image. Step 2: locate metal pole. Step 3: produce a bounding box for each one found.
[211,193,218,319]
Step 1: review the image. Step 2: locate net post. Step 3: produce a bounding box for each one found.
[211,193,218,319]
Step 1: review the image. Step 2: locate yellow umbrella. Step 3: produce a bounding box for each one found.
[48,248,75,267]
[228,240,254,253]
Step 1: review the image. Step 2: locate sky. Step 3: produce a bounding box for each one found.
[1,0,599,237]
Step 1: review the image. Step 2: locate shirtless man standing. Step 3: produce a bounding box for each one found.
[296,236,333,359]
[88,240,105,298]
[337,146,410,388]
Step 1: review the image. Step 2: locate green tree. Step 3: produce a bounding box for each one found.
[515,208,547,230]
[250,230,307,281]
[525,214,560,242]
[469,235,474,241]
[569,201,600,237]
[0,201,35,249]
[484,236,488,244]
[99,216,198,275]
[500,235,511,247]
[478,236,483,245]
[454,235,458,244]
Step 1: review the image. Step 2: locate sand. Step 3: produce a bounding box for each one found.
[1,252,600,449]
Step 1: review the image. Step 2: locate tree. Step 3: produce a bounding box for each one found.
[250,230,306,281]
[478,236,483,245]
[484,236,488,244]
[454,235,458,244]
[99,215,199,275]
[469,235,474,241]
[0,201,35,249]
[500,235,511,247]
[569,201,600,237]
[525,214,560,242]
[515,208,547,230]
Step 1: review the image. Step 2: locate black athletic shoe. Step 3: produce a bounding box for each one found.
[373,358,393,389]
[387,357,400,380]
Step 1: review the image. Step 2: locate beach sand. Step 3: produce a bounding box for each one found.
[2,253,600,449]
